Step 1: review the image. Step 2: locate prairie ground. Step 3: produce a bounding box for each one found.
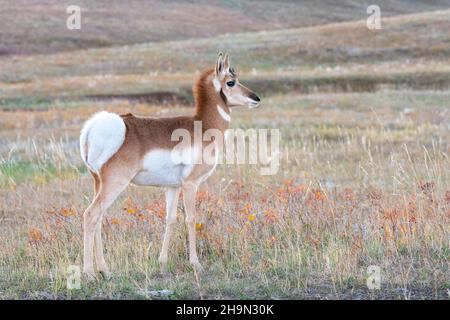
[0,3,449,300]
[0,90,448,299]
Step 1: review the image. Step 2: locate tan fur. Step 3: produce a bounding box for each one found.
[81,54,260,279]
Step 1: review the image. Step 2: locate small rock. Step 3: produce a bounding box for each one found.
[403,107,414,115]
[148,289,174,299]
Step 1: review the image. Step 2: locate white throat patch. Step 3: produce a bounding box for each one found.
[212,77,221,92]
[217,105,231,122]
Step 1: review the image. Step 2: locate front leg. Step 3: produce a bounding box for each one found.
[159,187,181,273]
[183,182,203,272]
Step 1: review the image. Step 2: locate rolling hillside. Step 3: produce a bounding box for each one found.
[0,2,449,299]
[1,0,450,55]
[1,9,449,108]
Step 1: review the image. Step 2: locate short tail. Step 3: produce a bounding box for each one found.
[79,111,126,174]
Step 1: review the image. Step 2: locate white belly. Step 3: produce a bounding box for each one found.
[131,148,196,187]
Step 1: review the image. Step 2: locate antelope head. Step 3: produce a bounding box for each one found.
[213,52,261,109]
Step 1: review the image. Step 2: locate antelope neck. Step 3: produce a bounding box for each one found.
[194,72,231,131]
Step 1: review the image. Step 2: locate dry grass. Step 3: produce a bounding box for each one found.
[0,91,448,299]
[3,0,450,55]
[1,2,449,300]
[2,9,450,108]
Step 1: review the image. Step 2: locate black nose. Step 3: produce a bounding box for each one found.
[249,93,260,102]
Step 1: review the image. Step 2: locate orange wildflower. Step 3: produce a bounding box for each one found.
[445,191,450,204]
[123,197,139,215]
[126,207,137,214]
[60,207,76,217]
[110,218,121,225]
[276,187,287,197]
[313,189,326,201]
[383,208,400,220]
[28,228,43,243]
[266,236,277,246]
[146,201,165,219]
[196,191,209,202]
[243,202,253,214]
[418,180,435,194]
[264,210,278,223]
[341,188,356,202]
[294,184,308,194]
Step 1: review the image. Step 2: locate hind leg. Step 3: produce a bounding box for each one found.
[94,214,110,278]
[90,171,110,277]
[83,196,102,279]
[88,170,109,277]
[83,166,135,279]
[90,170,100,198]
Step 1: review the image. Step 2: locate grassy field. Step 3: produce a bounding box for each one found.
[0,90,448,299]
[0,3,449,299]
[1,9,450,108]
[3,0,450,55]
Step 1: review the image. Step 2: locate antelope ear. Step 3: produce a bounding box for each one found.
[223,54,230,71]
[215,52,225,79]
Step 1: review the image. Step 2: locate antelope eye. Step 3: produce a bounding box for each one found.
[226,80,235,87]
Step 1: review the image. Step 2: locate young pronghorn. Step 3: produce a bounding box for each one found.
[79,53,261,279]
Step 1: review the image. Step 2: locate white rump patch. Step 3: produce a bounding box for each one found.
[79,111,126,174]
[217,105,231,122]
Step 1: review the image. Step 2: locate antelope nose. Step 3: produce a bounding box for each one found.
[249,93,260,102]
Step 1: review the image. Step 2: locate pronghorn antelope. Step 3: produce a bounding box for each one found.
[79,53,260,279]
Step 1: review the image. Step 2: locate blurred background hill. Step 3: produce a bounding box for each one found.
[1,1,450,108]
[0,1,449,299]
[2,0,450,55]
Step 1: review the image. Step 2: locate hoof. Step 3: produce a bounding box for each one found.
[98,269,112,280]
[159,262,169,275]
[83,270,98,282]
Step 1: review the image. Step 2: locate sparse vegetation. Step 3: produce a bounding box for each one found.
[2,9,450,109]
[0,2,449,299]
[3,0,450,55]
[0,91,448,299]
